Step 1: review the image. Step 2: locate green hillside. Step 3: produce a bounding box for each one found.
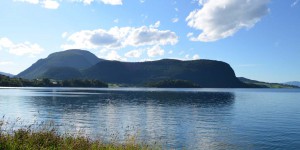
[238,77,299,88]
[17,49,102,79]
[16,49,249,88]
[84,59,246,88]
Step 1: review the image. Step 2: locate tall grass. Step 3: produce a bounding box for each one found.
[0,117,160,150]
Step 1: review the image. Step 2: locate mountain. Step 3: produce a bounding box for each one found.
[284,81,300,87]
[0,72,14,77]
[238,77,298,88]
[17,49,103,79]
[17,49,248,88]
[83,59,246,88]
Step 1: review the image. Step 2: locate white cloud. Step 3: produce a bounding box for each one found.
[185,54,189,59]
[62,32,68,38]
[100,0,122,5]
[14,0,122,9]
[125,49,143,58]
[147,45,164,57]
[150,21,160,28]
[186,0,270,42]
[187,32,194,37]
[82,0,94,5]
[198,0,208,5]
[113,19,119,23]
[140,0,145,3]
[62,22,178,50]
[14,0,39,4]
[61,28,120,50]
[42,0,59,9]
[0,38,14,48]
[69,0,94,5]
[291,0,299,7]
[168,50,173,54]
[106,50,127,61]
[0,37,44,56]
[172,18,179,23]
[175,8,179,12]
[192,54,200,60]
[0,61,14,65]
[14,0,59,9]
[126,27,177,47]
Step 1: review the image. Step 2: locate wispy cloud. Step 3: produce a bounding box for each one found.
[192,54,200,60]
[14,0,59,9]
[0,61,15,65]
[42,0,59,9]
[172,17,179,23]
[125,49,143,58]
[100,0,122,5]
[147,45,164,57]
[291,0,299,7]
[113,19,119,23]
[0,37,44,56]
[13,0,123,9]
[105,50,127,61]
[14,0,39,4]
[70,0,123,5]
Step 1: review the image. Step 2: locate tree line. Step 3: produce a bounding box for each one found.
[0,75,108,87]
[145,79,200,88]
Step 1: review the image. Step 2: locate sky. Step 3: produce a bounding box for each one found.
[0,0,299,83]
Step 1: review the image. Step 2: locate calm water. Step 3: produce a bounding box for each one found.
[0,87,299,149]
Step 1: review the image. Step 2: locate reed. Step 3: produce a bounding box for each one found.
[0,117,159,150]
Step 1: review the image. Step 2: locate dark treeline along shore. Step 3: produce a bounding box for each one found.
[0,49,298,88]
[0,75,108,88]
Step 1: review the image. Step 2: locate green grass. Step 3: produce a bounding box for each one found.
[0,118,160,150]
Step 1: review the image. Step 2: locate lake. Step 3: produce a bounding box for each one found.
[0,87,299,149]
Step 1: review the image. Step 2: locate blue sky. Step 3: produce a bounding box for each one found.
[0,0,299,82]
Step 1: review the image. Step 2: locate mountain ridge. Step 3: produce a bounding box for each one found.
[0,72,14,77]
[17,49,249,88]
[83,59,245,88]
[17,49,103,79]
[284,81,300,87]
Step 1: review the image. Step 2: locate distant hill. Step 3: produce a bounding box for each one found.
[83,59,246,88]
[0,72,14,77]
[17,49,103,79]
[238,77,298,88]
[284,81,300,87]
[17,49,250,88]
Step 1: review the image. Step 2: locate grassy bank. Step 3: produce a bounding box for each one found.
[0,119,158,150]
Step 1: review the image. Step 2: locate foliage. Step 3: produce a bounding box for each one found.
[0,75,108,88]
[238,77,299,88]
[83,59,245,88]
[0,119,158,150]
[145,79,201,88]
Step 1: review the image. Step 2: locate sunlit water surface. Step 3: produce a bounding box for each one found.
[0,87,299,149]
